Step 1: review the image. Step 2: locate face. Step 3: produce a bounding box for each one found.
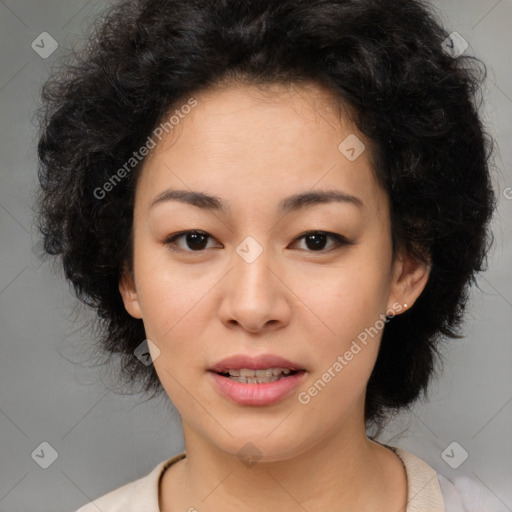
[119,81,429,461]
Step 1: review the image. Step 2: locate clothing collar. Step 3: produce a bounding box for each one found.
[391,446,445,512]
[155,447,445,512]
[83,446,445,511]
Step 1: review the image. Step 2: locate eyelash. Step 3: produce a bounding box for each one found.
[163,230,350,254]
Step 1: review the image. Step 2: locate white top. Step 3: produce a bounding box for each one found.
[74,446,505,511]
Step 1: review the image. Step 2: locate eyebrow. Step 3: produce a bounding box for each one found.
[149,188,364,214]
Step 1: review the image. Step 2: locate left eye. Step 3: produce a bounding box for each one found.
[163,230,348,253]
[293,231,348,252]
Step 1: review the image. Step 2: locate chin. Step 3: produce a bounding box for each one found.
[203,429,319,465]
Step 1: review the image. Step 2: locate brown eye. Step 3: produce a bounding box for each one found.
[294,231,349,252]
[164,230,220,252]
[164,230,349,254]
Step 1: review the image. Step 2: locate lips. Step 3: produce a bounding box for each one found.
[209,353,305,373]
[207,354,307,405]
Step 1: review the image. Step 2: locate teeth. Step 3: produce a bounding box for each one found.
[229,368,293,377]
[230,375,282,384]
[222,367,296,384]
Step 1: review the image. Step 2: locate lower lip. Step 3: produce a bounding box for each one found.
[208,371,307,406]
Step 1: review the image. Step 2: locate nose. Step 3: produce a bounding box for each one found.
[217,244,292,334]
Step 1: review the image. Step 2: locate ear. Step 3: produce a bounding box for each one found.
[119,266,143,319]
[387,249,431,313]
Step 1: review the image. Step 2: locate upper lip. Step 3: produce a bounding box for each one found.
[209,354,305,373]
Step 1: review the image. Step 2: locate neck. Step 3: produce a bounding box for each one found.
[160,412,407,511]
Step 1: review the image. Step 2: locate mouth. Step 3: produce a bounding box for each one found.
[212,368,304,384]
[207,354,307,405]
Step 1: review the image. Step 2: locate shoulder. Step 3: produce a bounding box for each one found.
[74,452,186,512]
[437,473,510,512]
[74,476,145,512]
[390,445,507,512]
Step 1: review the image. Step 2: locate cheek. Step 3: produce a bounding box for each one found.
[296,349,377,435]
[136,260,211,405]
[293,260,390,343]
[290,264,388,402]
[133,240,213,338]
[295,274,385,412]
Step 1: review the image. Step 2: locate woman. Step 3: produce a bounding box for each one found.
[35,0,498,510]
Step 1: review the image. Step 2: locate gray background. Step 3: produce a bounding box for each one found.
[0,1,511,511]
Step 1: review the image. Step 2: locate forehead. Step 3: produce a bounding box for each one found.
[136,81,387,218]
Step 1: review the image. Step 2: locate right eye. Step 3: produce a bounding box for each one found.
[163,230,222,252]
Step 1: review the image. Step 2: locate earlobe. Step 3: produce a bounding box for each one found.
[118,269,143,319]
[387,251,431,313]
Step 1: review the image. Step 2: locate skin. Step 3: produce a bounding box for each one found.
[119,80,431,512]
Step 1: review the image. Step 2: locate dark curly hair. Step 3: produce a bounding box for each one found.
[35,0,497,433]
